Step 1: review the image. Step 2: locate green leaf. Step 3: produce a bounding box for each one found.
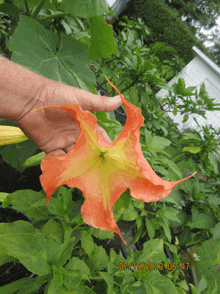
[0,277,33,294]
[189,283,199,294]
[177,78,186,95]
[163,206,181,223]
[150,136,171,150]
[198,276,207,293]
[41,218,63,243]
[15,275,48,294]
[156,157,182,178]
[126,88,139,105]
[169,210,188,228]
[144,271,179,294]
[61,0,108,18]
[56,186,76,220]
[182,114,189,123]
[143,128,153,145]
[114,189,132,212]
[133,224,144,244]
[2,189,49,220]
[122,204,138,221]
[0,243,15,266]
[55,236,76,268]
[80,231,96,257]
[182,146,201,153]
[182,133,201,140]
[65,65,90,91]
[0,2,20,17]
[145,218,155,239]
[161,220,171,242]
[89,227,114,240]
[99,271,114,294]
[137,239,165,263]
[90,246,109,271]
[160,125,168,137]
[189,238,220,293]
[213,222,220,238]
[88,16,118,60]
[0,221,51,275]
[0,192,9,203]
[10,15,95,92]
[63,257,90,289]
[173,105,178,115]
[186,213,216,229]
[209,153,219,174]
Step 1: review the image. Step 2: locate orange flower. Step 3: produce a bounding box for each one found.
[33,78,196,244]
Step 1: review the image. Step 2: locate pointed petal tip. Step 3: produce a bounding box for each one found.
[31,106,44,113]
[123,239,127,246]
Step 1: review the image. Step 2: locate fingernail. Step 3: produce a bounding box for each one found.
[110,95,122,103]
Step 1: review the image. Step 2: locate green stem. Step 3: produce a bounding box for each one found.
[174,154,188,164]
[31,0,47,19]
[37,12,72,21]
[24,0,31,16]
[72,221,84,231]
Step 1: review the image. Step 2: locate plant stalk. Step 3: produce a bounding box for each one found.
[31,0,47,19]
[37,12,72,21]
[24,0,31,16]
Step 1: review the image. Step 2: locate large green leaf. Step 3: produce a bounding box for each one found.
[61,0,108,18]
[88,15,118,60]
[0,221,51,275]
[9,15,96,92]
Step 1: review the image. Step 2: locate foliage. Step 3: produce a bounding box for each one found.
[206,26,220,67]
[0,0,220,293]
[115,0,215,65]
[164,0,220,30]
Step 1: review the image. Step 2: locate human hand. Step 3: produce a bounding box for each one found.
[14,80,122,156]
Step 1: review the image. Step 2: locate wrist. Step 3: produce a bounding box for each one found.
[0,56,48,122]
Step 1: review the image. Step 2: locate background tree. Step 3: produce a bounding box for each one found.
[164,0,220,30]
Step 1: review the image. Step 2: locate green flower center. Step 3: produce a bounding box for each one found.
[98,150,108,163]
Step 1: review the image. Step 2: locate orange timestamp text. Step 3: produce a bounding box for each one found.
[119,262,189,271]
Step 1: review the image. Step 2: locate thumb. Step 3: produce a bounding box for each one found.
[78,91,123,112]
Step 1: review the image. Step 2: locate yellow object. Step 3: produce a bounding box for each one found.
[0,126,28,145]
